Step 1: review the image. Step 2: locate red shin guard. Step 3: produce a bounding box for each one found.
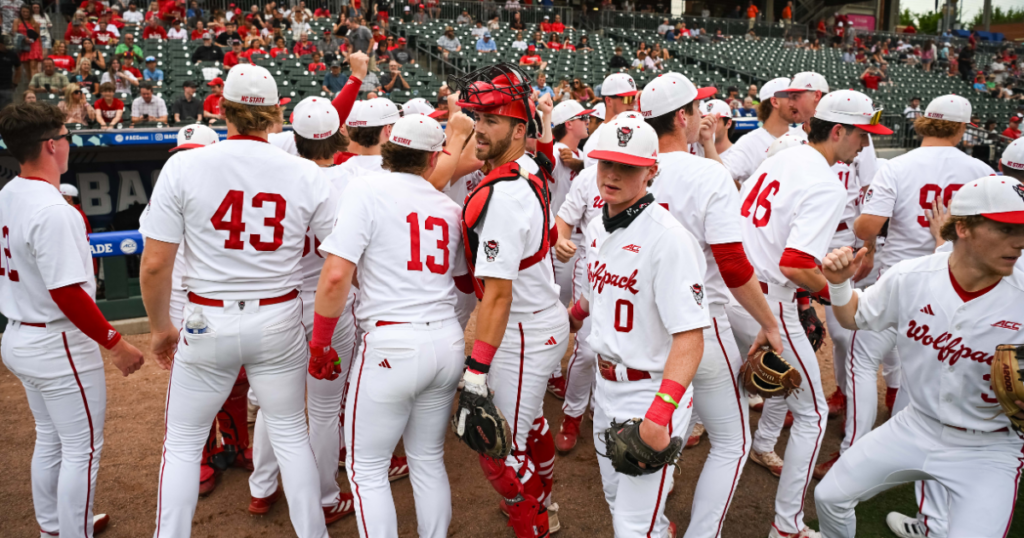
[526,417,555,499]
[480,454,550,537]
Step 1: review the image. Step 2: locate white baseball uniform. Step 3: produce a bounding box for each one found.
[725,144,845,534]
[648,151,753,538]
[443,170,485,330]
[582,122,608,168]
[267,131,299,155]
[815,252,1024,538]
[319,170,466,538]
[719,127,775,183]
[582,202,708,538]
[140,137,340,538]
[552,141,582,307]
[0,177,107,538]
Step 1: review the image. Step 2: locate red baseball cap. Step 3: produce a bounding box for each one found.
[207,77,224,86]
[527,45,536,52]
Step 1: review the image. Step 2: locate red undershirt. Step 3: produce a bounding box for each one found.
[948,266,999,303]
[228,134,268,143]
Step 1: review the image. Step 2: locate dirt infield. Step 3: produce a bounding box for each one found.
[0,306,893,538]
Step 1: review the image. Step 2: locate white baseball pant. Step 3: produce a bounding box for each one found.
[249,293,357,506]
[894,375,950,538]
[815,405,1024,538]
[3,323,106,538]
[681,307,751,538]
[727,293,828,535]
[824,305,852,401]
[562,255,595,418]
[344,318,465,538]
[154,297,327,538]
[593,374,693,538]
[840,327,902,454]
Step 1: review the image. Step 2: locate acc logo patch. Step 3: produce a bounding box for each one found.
[616,126,633,147]
[691,284,704,307]
[484,240,499,262]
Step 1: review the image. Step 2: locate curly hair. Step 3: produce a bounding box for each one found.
[295,129,349,161]
[913,117,963,139]
[347,125,387,148]
[381,142,431,175]
[939,214,987,242]
[222,99,282,134]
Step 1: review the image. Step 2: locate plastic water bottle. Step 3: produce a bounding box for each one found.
[185,306,208,334]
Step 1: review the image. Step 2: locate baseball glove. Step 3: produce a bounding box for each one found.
[451,379,513,459]
[990,344,1024,433]
[740,346,803,399]
[598,418,684,477]
[799,307,826,352]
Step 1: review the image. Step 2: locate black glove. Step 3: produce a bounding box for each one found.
[598,418,683,477]
[800,307,826,352]
[451,370,512,459]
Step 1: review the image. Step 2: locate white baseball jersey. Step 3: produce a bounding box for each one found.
[649,151,743,306]
[445,170,483,207]
[829,160,860,250]
[268,131,298,156]
[299,166,349,295]
[0,177,95,329]
[140,138,340,299]
[581,203,709,373]
[738,145,846,289]
[688,142,705,158]
[551,141,579,220]
[319,171,466,323]
[582,122,609,168]
[854,251,1024,431]
[333,154,385,186]
[720,127,775,183]
[862,147,995,274]
[556,165,603,234]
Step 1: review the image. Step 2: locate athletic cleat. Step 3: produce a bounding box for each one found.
[235,447,254,471]
[93,514,110,535]
[668,521,678,538]
[199,464,219,496]
[886,511,928,538]
[248,486,283,515]
[388,455,410,482]
[750,450,784,477]
[686,423,705,448]
[547,376,566,400]
[554,415,582,453]
[783,411,794,428]
[339,446,347,468]
[886,387,899,412]
[749,393,764,412]
[323,493,355,525]
[827,390,846,419]
[547,502,560,533]
[813,451,840,480]
[768,524,821,538]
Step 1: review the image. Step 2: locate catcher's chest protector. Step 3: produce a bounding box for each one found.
[461,161,556,299]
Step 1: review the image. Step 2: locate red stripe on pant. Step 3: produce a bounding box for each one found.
[512,323,526,458]
[646,421,673,538]
[63,332,97,537]
[350,333,371,537]
[713,317,747,537]
[918,482,930,536]
[156,328,182,538]
[778,302,824,532]
[562,339,579,414]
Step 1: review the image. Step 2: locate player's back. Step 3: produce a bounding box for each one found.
[334,154,384,185]
[299,166,349,294]
[141,138,337,299]
[863,147,994,272]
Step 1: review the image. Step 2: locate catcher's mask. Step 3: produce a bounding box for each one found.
[450,63,535,123]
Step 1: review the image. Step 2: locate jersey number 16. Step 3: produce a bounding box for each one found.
[740,173,780,228]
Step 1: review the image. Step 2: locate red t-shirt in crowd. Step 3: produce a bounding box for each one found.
[520,54,542,65]
[862,74,880,90]
[1004,127,1021,140]
[143,25,168,40]
[547,41,562,50]
[314,8,330,18]
[190,29,205,40]
[551,22,565,33]
[95,97,124,121]
[203,94,222,116]
[94,30,116,45]
[540,22,552,33]
[308,61,326,72]
[293,41,316,56]
[65,26,91,45]
[223,51,240,67]
[241,48,265,61]
[270,47,288,58]
[49,54,75,71]
[563,44,576,52]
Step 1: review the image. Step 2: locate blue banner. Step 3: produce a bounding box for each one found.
[90,230,144,258]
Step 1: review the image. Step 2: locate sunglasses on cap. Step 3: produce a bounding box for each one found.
[612,95,636,105]
[868,108,883,125]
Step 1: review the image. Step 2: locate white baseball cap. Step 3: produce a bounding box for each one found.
[702,99,732,118]
[639,73,716,119]
[292,96,339,140]
[924,94,973,124]
[813,89,893,135]
[591,102,606,120]
[59,183,79,197]
[1000,138,1024,171]
[170,124,219,152]
[950,176,1024,223]
[776,72,829,95]
[766,132,808,158]
[401,97,446,119]
[601,72,638,97]
[222,63,279,106]
[587,111,658,166]
[759,77,791,100]
[346,98,400,127]
[389,114,450,154]
[552,100,595,126]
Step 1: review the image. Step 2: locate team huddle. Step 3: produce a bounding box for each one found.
[1,51,1024,538]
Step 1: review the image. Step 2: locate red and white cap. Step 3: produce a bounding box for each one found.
[601,72,638,97]
[401,97,444,118]
[760,77,791,100]
[924,94,972,124]
[638,73,716,119]
[552,100,595,126]
[950,176,1024,224]
[812,89,893,135]
[1000,138,1024,171]
[170,123,219,152]
[389,114,449,154]
[587,111,658,166]
[701,99,732,117]
[591,102,606,120]
[292,96,339,140]
[345,98,400,127]
[222,63,279,106]
[776,71,829,94]
[766,132,808,158]
[59,183,79,197]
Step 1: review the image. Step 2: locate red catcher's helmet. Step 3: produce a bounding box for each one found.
[450,63,534,122]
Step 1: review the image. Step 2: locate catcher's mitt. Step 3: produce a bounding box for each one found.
[598,418,683,477]
[740,346,803,399]
[451,380,513,459]
[990,344,1024,433]
[799,307,826,352]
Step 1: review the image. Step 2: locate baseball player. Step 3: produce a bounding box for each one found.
[725,89,891,538]
[719,77,796,184]
[452,64,568,537]
[307,114,467,538]
[139,64,339,538]
[568,111,708,538]
[814,175,1024,538]
[775,72,829,131]
[0,103,144,537]
[334,97,400,182]
[582,73,638,168]
[640,73,785,538]
[703,99,734,156]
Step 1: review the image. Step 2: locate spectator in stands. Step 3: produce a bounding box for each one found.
[64,16,91,47]
[540,15,552,33]
[191,34,224,64]
[436,26,460,59]
[294,32,316,56]
[1005,116,1021,140]
[552,14,566,33]
[413,5,428,25]
[190,21,206,41]
[100,57,137,93]
[973,74,988,93]
[781,0,793,28]
[920,39,935,72]
[958,42,975,81]
[471,20,486,39]
[529,31,545,50]
[650,42,667,60]
[532,71,554,99]
[746,0,758,30]
[577,35,593,52]
[131,81,167,124]
[223,39,243,68]
[747,84,759,103]
[736,97,756,117]
[347,17,373,60]
[308,51,326,72]
[142,17,167,40]
[488,16,500,32]
[123,2,144,24]
[359,68,379,95]
[729,5,742,18]
[570,77,597,104]
[860,64,882,90]
[168,81,203,125]
[45,40,73,72]
[378,60,408,95]
[842,47,855,63]
[290,10,311,41]
[547,33,562,51]
[321,61,347,96]
[519,45,546,70]
[510,11,524,31]
[745,29,758,41]
[21,89,36,102]
[121,51,143,79]
[167,19,187,42]
[992,84,1013,101]
[115,33,143,63]
[216,21,240,48]
[511,32,527,51]
[203,77,223,124]
[657,18,672,37]
[241,40,266,62]
[608,47,629,69]
[391,38,412,64]
[855,46,867,63]
[904,96,923,119]
[713,29,726,43]
[456,10,471,25]
[476,31,496,54]
[0,36,19,110]
[553,77,570,102]
[561,36,576,52]
[93,11,119,45]
[29,58,67,94]
[58,83,96,124]
[93,82,122,128]
[268,36,287,58]
[142,56,163,82]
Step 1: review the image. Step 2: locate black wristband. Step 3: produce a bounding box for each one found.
[464,356,490,374]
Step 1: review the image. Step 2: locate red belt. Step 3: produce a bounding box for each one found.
[598,356,651,382]
[187,289,299,307]
[375,321,408,327]
[836,222,849,232]
[21,322,46,328]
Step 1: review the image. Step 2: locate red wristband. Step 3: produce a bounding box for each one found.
[644,379,686,427]
[466,340,497,374]
[570,300,589,322]
[310,313,340,349]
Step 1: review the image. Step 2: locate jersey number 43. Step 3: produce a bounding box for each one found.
[211,190,287,251]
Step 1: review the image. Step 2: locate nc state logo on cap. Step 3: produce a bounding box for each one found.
[616,126,633,147]
[1015,184,1024,203]
[183,127,194,139]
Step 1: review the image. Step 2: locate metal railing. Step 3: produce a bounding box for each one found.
[598,11,809,39]
[380,0,574,28]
